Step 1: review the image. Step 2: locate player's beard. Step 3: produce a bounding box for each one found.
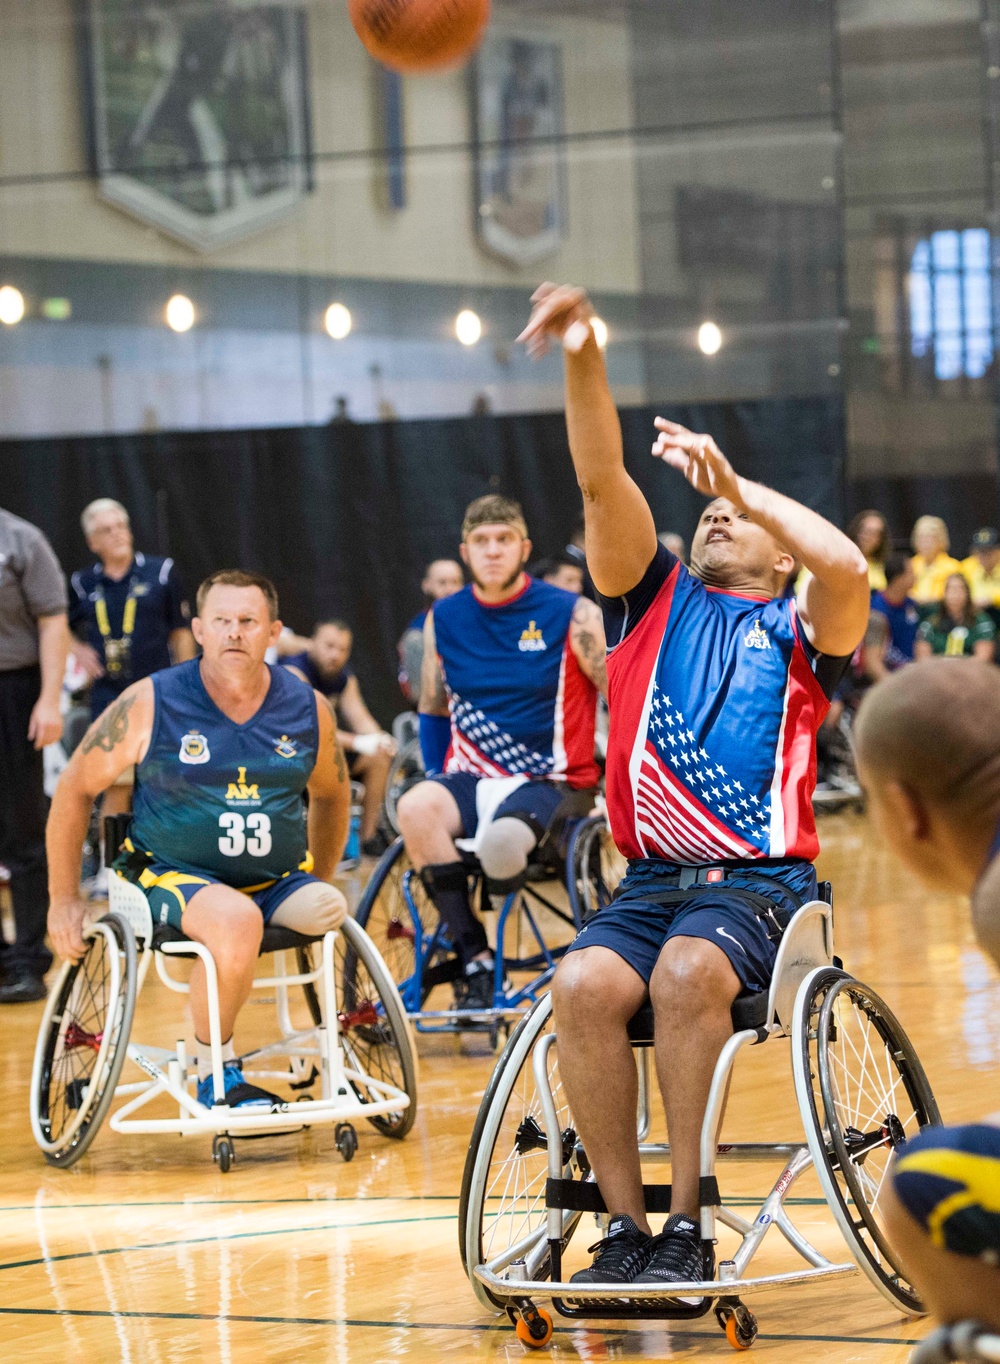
[471,563,524,595]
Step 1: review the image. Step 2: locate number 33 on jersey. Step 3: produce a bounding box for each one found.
[129,659,319,885]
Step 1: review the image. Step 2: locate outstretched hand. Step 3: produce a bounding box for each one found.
[517,282,596,359]
[651,418,742,504]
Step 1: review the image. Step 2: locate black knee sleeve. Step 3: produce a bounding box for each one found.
[419,862,488,965]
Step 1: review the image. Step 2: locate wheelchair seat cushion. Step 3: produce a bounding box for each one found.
[626,990,768,1045]
[152,923,326,954]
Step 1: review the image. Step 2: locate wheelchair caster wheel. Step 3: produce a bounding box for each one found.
[335,1122,358,1162]
[514,1306,553,1349]
[718,1303,757,1351]
[212,1135,234,1173]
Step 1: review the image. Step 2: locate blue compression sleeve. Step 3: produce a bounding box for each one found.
[419,713,450,775]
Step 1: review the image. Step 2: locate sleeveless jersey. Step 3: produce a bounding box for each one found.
[130,659,319,886]
[603,546,848,864]
[432,578,599,789]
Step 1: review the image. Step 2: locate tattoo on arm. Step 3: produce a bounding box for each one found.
[572,599,609,693]
[321,696,350,783]
[81,694,136,754]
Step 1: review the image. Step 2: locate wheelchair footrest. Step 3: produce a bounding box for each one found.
[546,1175,721,1214]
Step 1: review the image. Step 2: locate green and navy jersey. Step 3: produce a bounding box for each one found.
[130,659,319,887]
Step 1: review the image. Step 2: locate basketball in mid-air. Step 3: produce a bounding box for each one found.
[348,0,491,74]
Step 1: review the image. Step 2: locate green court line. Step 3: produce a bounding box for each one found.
[0,1305,925,1348]
[0,1195,828,1213]
[0,1213,457,1274]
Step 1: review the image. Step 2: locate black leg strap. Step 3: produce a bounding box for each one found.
[419,861,471,895]
[546,1176,721,1214]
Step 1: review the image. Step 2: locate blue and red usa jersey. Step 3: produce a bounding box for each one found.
[602,546,849,864]
[432,578,599,790]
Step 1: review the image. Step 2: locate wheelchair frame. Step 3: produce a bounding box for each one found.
[464,893,938,1348]
[31,873,415,1169]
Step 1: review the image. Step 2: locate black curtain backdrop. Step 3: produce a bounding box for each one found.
[0,396,844,724]
[847,474,1000,558]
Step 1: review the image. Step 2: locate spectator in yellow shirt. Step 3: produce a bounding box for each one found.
[909,515,964,604]
[847,508,890,591]
[962,526,1000,613]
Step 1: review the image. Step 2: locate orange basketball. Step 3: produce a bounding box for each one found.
[348,0,491,74]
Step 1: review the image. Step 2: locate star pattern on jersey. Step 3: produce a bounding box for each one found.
[452,697,552,776]
[646,684,770,844]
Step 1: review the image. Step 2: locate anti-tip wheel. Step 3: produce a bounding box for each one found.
[213,1135,234,1173]
[335,1122,358,1162]
[724,1309,758,1351]
[515,1307,553,1349]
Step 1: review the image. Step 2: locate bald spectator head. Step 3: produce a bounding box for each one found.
[855,659,1000,895]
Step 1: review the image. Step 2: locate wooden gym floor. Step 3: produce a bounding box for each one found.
[2,809,998,1362]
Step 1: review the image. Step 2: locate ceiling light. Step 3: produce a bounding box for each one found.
[456,309,482,346]
[0,285,26,326]
[166,293,195,333]
[324,302,352,340]
[698,321,722,355]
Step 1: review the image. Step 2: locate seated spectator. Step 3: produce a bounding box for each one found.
[847,508,891,591]
[657,531,686,562]
[915,573,996,662]
[864,552,920,681]
[281,621,396,855]
[910,515,964,604]
[527,554,584,595]
[962,527,1000,620]
[397,559,464,702]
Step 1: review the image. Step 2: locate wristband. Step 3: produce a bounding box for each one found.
[419,713,450,775]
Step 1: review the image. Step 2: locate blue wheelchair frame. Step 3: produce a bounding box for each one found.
[354,836,593,1034]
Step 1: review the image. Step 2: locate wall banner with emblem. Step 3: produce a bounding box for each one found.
[79,0,313,253]
[471,33,566,268]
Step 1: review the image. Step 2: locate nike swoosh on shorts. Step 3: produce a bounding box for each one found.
[716,926,747,955]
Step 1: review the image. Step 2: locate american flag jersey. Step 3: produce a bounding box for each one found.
[432,578,599,790]
[603,548,837,864]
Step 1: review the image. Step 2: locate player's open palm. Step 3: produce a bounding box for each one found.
[652,418,741,503]
[518,282,594,358]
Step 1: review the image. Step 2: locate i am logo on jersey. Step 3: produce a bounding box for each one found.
[518,620,547,653]
[744,619,771,651]
[226,766,262,805]
[178,731,210,764]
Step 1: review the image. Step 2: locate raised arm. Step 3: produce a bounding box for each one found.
[651,421,869,657]
[307,694,352,881]
[47,679,153,961]
[569,596,608,698]
[518,284,658,597]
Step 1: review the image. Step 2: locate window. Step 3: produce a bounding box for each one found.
[909,229,993,381]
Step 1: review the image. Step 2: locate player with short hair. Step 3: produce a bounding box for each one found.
[518,283,869,1289]
[854,659,1000,1334]
[397,558,465,702]
[46,570,351,1109]
[396,494,607,1012]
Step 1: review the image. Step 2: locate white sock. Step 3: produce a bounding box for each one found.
[196,1036,235,1078]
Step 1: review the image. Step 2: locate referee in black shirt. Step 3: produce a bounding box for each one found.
[0,508,68,1002]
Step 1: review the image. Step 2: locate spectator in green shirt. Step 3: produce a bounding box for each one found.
[915,573,996,661]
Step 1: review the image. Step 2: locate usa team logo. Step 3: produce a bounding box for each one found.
[178,731,210,764]
[518,621,547,653]
[744,620,771,650]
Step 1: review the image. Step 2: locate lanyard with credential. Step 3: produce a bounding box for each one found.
[94,567,140,678]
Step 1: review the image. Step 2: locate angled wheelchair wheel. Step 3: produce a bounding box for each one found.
[792,966,940,1314]
[568,815,625,927]
[354,838,446,1008]
[335,916,418,1139]
[459,993,585,1311]
[383,738,425,836]
[30,912,138,1168]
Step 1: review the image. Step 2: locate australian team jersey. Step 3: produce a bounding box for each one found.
[130,659,319,886]
[602,546,849,865]
[433,578,599,790]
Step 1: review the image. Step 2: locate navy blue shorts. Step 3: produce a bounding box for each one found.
[565,858,817,994]
[427,772,568,841]
[893,1122,1000,1261]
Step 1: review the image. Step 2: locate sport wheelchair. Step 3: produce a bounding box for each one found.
[459,884,941,1350]
[355,796,598,1042]
[30,821,417,1173]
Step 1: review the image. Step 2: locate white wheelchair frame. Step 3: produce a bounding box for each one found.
[32,871,414,1165]
[466,896,937,1345]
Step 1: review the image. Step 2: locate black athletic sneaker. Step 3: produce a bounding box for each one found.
[633,1213,712,1300]
[569,1214,653,1284]
[455,959,495,1012]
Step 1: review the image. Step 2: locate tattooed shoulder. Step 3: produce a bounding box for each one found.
[82,693,137,754]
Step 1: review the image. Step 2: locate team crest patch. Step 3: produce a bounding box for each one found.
[274,735,297,758]
[518,621,547,653]
[744,619,771,650]
[179,731,211,764]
